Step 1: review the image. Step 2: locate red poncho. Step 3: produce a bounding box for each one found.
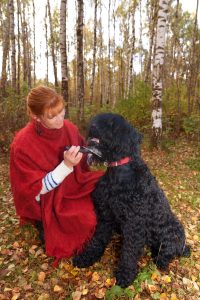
[10,120,103,261]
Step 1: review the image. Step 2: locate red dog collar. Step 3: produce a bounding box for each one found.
[108,156,132,167]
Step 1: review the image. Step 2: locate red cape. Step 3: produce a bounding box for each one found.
[10,120,103,260]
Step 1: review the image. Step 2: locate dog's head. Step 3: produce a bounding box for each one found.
[87,113,142,164]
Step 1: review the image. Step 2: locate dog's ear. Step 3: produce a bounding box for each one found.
[127,124,143,158]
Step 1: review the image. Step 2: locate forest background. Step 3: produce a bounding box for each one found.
[0,0,200,151]
[0,1,200,299]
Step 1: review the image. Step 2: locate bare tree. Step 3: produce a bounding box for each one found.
[151,0,169,147]
[47,0,58,87]
[76,0,84,121]
[17,0,21,93]
[60,0,69,116]
[187,0,199,114]
[127,0,137,95]
[1,2,10,97]
[89,0,98,105]
[9,0,17,91]
[44,4,49,85]
[32,0,36,86]
[145,0,158,83]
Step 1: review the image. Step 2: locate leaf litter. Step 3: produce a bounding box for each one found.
[0,140,199,299]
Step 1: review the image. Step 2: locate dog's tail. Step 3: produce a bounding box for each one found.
[182,244,191,257]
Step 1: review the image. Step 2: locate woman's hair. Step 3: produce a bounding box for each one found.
[27,86,64,118]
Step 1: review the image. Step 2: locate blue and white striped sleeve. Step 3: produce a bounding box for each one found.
[35,161,73,202]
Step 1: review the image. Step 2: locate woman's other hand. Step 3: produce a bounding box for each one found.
[64,146,83,169]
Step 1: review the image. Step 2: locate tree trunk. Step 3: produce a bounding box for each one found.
[1,2,10,97]
[89,0,98,105]
[9,0,17,91]
[32,0,36,86]
[76,0,84,122]
[17,0,21,94]
[107,0,111,105]
[145,0,158,83]
[47,0,58,87]
[151,0,169,148]
[99,0,104,107]
[21,2,28,84]
[112,0,116,107]
[60,0,69,116]
[128,0,137,96]
[187,0,199,115]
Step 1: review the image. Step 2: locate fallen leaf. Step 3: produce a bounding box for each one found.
[41,263,48,271]
[38,271,46,282]
[171,293,178,300]
[72,291,82,300]
[37,293,50,300]
[160,293,168,300]
[53,285,63,293]
[82,288,88,295]
[193,235,199,241]
[91,271,100,282]
[148,284,158,292]
[70,268,80,276]
[11,294,20,300]
[151,271,161,281]
[12,242,20,249]
[94,288,106,298]
[162,275,171,283]
[4,287,12,292]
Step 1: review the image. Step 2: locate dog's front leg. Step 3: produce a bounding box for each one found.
[115,223,145,288]
[73,219,114,268]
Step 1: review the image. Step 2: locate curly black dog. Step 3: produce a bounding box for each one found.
[73,113,190,288]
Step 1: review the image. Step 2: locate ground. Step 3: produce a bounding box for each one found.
[0,139,199,300]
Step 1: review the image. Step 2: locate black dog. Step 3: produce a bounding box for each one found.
[73,113,190,288]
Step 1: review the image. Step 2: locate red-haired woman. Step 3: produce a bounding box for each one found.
[10,86,103,264]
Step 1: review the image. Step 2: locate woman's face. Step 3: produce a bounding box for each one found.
[39,104,65,129]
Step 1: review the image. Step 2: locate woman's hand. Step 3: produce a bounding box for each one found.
[64,146,83,169]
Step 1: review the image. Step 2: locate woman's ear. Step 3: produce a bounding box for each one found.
[30,112,41,122]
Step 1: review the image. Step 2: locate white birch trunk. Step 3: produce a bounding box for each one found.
[152,0,169,143]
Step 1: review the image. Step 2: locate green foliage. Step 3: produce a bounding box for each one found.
[0,86,29,152]
[185,157,200,172]
[114,79,151,132]
[182,115,200,138]
[105,285,135,300]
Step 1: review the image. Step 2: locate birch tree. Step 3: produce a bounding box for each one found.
[60,0,69,116]
[151,0,169,147]
[76,0,84,121]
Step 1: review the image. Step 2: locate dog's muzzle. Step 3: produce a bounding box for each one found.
[87,138,102,165]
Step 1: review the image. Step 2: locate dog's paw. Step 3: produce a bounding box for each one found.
[182,244,191,257]
[155,259,169,271]
[115,270,136,288]
[72,254,93,268]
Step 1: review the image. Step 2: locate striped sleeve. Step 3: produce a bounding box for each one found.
[36,161,73,202]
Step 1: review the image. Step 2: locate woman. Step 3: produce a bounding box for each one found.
[10,85,103,263]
